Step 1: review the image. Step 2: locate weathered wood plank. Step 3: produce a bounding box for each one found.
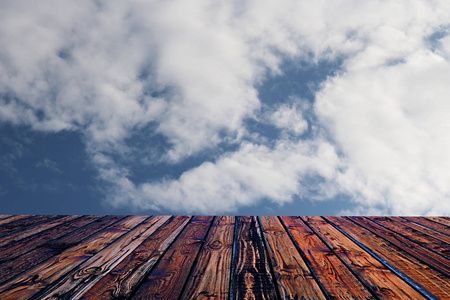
[0,215,11,220]
[303,216,426,299]
[259,216,326,299]
[0,215,147,299]
[181,216,235,300]
[376,217,450,257]
[0,215,27,226]
[404,217,450,235]
[37,216,170,299]
[132,216,214,300]
[327,216,450,299]
[425,217,450,228]
[281,216,373,299]
[231,216,278,300]
[350,216,450,278]
[0,215,59,238]
[0,216,124,285]
[79,215,191,299]
[0,215,91,264]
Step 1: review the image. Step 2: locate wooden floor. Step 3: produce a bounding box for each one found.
[0,216,449,299]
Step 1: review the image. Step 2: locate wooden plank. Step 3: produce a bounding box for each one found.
[425,217,450,228]
[327,216,450,299]
[181,216,235,300]
[281,216,373,299]
[0,215,11,220]
[231,216,278,300]
[404,217,450,234]
[380,217,450,257]
[0,215,147,299]
[132,216,214,300]
[0,215,90,263]
[350,216,450,278]
[303,216,426,299]
[259,216,326,299]
[0,216,124,285]
[79,215,191,299]
[0,215,28,226]
[36,216,170,299]
[0,215,59,238]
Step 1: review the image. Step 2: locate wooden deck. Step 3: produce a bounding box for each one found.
[0,215,449,299]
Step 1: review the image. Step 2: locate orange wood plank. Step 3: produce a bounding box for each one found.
[281,216,373,299]
[303,216,426,299]
[376,217,450,257]
[0,216,124,285]
[0,215,148,299]
[132,216,214,300]
[232,216,278,300]
[37,216,170,299]
[79,215,191,299]
[404,217,450,235]
[327,216,450,299]
[181,216,235,300]
[425,217,450,228]
[259,216,326,299]
[350,216,450,278]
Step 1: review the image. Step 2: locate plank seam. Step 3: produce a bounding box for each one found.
[0,215,63,240]
[400,217,450,237]
[328,217,438,300]
[278,216,332,300]
[178,216,216,300]
[229,215,239,300]
[127,215,194,300]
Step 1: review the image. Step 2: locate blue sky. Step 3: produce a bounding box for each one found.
[1,1,450,216]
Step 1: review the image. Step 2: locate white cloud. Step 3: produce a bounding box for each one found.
[2,0,450,214]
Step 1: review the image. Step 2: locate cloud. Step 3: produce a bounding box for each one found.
[1,0,450,215]
[36,158,62,174]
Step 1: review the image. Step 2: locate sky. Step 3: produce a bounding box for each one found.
[1,0,450,216]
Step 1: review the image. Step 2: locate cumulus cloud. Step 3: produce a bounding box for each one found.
[2,0,450,214]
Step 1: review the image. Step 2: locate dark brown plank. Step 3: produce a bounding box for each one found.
[0,216,148,299]
[404,217,450,235]
[303,216,426,299]
[350,216,450,278]
[0,215,124,285]
[232,216,278,300]
[37,216,170,299]
[80,215,191,299]
[327,216,450,299]
[0,215,97,264]
[0,215,59,238]
[378,217,450,257]
[259,216,326,299]
[0,215,27,226]
[281,216,373,299]
[181,216,235,300]
[0,215,10,220]
[132,216,214,300]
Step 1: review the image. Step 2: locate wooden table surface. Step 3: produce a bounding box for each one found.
[0,215,449,299]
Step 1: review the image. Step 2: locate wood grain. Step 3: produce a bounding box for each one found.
[303,216,426,299]
[404,216,450,235]
[327,216,450,299]
[181,216,235,300]
[0,216,124,285]
[80,215,191,299]
[350,216,450,278]
[424,217,450,228]
[132,216,214,300]
[0,215,59,240]
[0,215,28,227]
[0,216,147,299]
[232,216,278,300]
[37,216,170,299]
[281,216,373,299]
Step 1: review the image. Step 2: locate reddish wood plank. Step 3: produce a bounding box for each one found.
[327,216,450,299]
[37,216,170,299]
[350,216,450,278]
[80,215,191,299]
[232,216,278,300]
[259,216,326,299]
[404,217,450,235]
[0,215,59,238]
[132,216,214,300]
[379,217,450,257]
[281,216,373,299]
[0,216,124,285]
[181,216,235,300]
[303,216,426,299]
[425,217,450,228]
[0,216,148,299]
[0,215,93,263]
